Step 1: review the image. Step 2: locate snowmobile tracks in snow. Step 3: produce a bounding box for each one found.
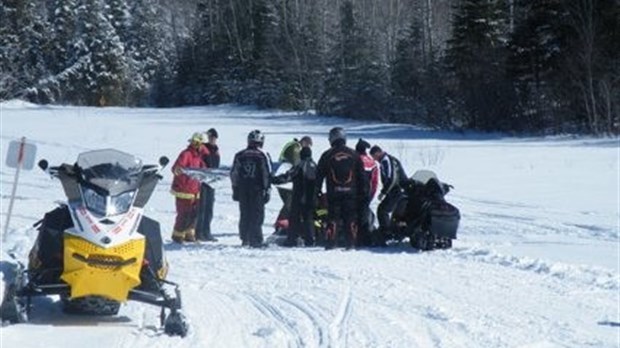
[277,297,328,347]
[245,291,356,348]
[328,286,353,348]
[247,293,305,348]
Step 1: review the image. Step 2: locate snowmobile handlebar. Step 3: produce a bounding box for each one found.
[38,156,170,179]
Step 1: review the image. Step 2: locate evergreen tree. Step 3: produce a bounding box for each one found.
[508,0,619,134]
[390,21,426,123]
[49,0,77,74]
[391,22,425,101]
[74,0,128,105]
[507,0,569,132]
[105,0,131,44]
[0,1,21,100]
[320,1,389,119]
[298,0,324,109]
[446,0,515,131]
[125,0,170,104]
[0,0,49,101]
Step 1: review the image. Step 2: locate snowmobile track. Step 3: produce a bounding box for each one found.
[278,296,328,347]
[329,286,353,348]
[246,293,304,348]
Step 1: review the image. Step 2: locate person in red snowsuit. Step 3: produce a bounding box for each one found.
[355,138,379,246]
[170,132,209,243]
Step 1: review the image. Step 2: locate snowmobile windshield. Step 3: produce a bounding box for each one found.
[77,149,144,195]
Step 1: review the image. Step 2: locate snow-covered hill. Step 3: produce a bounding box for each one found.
[1,102,618,347]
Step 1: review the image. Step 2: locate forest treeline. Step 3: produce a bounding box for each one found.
[1,0,618,134]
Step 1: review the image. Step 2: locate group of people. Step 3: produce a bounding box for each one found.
[169,126,410,249]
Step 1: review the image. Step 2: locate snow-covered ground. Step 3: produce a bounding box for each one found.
[0,101,618,347]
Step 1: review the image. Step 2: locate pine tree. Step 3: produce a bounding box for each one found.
[49,0,78,74]
[74,0,128,105]
[445,0,515,131]
[320,1,389,119]
[105,0,131,43]
[507,1,568,132]
[298,0,324,110]
[508,0,620,134]
[124,0,170,104]
[0,0,49,101]
[391,22,424,101]
[0,1,20,100]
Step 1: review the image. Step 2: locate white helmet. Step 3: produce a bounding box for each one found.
[247,129,265,145]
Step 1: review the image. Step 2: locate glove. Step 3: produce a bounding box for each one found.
[378,192,386,202]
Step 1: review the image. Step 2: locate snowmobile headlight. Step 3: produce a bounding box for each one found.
[83,187,107,216]
[109,191,136,216]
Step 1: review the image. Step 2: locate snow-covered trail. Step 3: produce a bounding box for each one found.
[1,102,618,347]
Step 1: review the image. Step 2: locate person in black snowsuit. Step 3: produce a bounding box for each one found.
[276,136,313,225]
[316,127,368,249]
[272,146,317,247]
[370,145,408,245]
[230,130,272,247]
[196,128,220,242]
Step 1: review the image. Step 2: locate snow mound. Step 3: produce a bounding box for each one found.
[449,247,619,290]
[0,99,40,109]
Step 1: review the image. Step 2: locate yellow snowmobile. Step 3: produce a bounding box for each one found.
[0,149,188,337]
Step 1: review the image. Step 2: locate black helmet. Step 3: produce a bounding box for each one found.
[355,138,370,153]
[300,146,312,159]
[206,128,218,138]
[328,127,346,146]
[247,129,265,145]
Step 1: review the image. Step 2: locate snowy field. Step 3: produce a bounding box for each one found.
[0,100,618,347]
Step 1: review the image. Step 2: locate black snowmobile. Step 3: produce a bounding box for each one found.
[387,170,460,251]
[0,149,188,337]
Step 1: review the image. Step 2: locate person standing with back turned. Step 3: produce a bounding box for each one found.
[315,127,367,249]
[230,130,272,247]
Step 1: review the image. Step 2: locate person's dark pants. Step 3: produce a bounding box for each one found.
[325,196,358,249]
[357,204,373,247]
[196,183,215,240]
[277,187,292,220]
[238,191,265,247]
[289,203,315,246]
[377,190,403,233]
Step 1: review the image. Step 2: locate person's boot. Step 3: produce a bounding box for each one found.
[324,223,336,250]
[171,230,185,244]
[345,223,358,250]
[203,234,218,242]
[184,229,197,242]
[373,227,388,247]
[202,226,218,242]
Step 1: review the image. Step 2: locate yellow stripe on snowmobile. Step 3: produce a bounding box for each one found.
[61,235,145,302]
